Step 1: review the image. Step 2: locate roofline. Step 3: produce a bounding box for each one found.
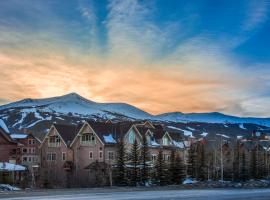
[70,122,104,147]
[39,125,68,148]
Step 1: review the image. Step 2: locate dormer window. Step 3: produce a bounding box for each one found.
[48,136,61,147]
[146,135,151,144]
[129,130,135,144]
[163,136,169,146]
[81,133,96,145]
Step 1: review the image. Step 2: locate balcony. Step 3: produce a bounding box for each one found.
[80,141,95,146]
[48,142,61,147]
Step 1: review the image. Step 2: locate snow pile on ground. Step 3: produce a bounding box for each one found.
[0,184,21,191]
[103,134,116,143]
[0,162,26,171]
[182,178,198,184]
[0,118,9,133]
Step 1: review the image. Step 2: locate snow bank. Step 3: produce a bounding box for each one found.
[103,134,116,143]
[0,162,26,171]
[183,178,198,184]
[0,184,21,191]
[0,119,9,133]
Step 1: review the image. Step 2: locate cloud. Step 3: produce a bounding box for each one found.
[0,0,270,117]
[242,0,270,32]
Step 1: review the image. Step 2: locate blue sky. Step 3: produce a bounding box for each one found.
[0,0,270,117]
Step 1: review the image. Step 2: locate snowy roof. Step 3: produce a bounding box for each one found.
[10,134,28,139]
[0,162,26,171]
[0,119,9,133]
[103,134,116,143]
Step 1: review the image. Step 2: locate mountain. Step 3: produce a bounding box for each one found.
[0,93,270,138]
[156,112,270,126]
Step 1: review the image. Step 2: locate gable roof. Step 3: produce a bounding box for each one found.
[0,127,16,144]
[54,123,83,146]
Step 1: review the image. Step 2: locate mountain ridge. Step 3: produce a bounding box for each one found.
[1,93,270,131]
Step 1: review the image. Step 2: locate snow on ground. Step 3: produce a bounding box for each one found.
[0,184,21,191]
[167,126,193,137]
[239,123,247,129]
[0,118,9,133]
[103,134,116,143]
[0,162,26,171]
[201,132,208,137]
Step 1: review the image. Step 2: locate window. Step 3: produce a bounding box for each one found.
[22,156,27,162]
[163,136,169,146]
[108,151,114,160]
[22,148,27,153]
[48,136,61,147]
[151,154,157,162]
[99,151,103,159]
[129,130,135,144]
[89,151,93,159]
[62,152,66,161]
[146,135,151,144]
[47,153,56,161]
[28,157,32,162]
[28,139,35,145]
[81,133,96,144]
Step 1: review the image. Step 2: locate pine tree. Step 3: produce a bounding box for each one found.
[130,139,140,186]
[169,150,176,184]
[240,152,248,181]
[174,152,186,184]
[141,134,150,186]
[197,142,206,180]
[187,143,197,179]
[115,137,127,186]
[233,141,240,181]
[155,150,166,185]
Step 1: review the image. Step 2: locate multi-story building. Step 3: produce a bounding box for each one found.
[39,120,187,188]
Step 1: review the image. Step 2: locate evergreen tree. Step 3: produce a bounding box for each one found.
[174,152,186,184]
[169,150,176,184]
[130,139,140,186]
[141,134,150,186]
[197,142,206,180]
[115,137,127,186]
[240,152,248,181]
[187,143,197,179]
[155,150,166,185]
[233,141,240,181]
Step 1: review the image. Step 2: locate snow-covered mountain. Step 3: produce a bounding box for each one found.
[0,93,270,137]
[156,112,270,126]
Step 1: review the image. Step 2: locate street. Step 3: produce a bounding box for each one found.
[1,188,270,200]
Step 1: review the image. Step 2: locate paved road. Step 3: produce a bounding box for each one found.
[1,188,270,200]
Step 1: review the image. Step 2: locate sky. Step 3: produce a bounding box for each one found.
[0,0,270,117]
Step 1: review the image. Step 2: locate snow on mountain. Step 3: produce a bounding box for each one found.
[0,118,9,133]
[0,92,270,136]
[156,112,270,127]
[0,93,152,120]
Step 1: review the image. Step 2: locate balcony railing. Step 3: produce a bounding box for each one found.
[80,141,95,146]
[48,142,61,147]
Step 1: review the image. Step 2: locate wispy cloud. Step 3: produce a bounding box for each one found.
[0,0,270,117]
